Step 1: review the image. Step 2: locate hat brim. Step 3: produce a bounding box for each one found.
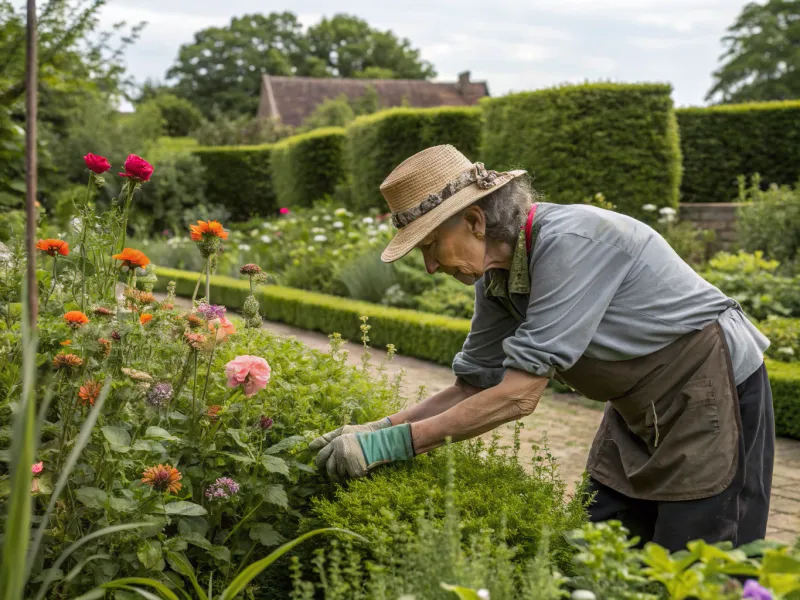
[380,170,527,263]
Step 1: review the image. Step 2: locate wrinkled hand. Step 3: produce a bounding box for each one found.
[308,417,391,452]
[314,433,369,479]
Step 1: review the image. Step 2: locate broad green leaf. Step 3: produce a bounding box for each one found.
[762,550,800,574]
[109,496,139,513]
[249,523,285,547]
[224,452,254,464]
[101,426,131,451]
[136,540,163,571]
[98,579,180,600]
[75,487,108,509]
[178,516,209,538]
[260,484,288,508]
[227,429,250,450]
[210,546,231,563]
[144,426,177,442]
[131,440,167,455]
[165,551,208,600]
[440,583,482,599]
[263,435,304,455]
[181,532,212,551]
[165,501,208,517]
[261,455,290,478]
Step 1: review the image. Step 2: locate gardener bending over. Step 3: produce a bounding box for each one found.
[310,145,775,551]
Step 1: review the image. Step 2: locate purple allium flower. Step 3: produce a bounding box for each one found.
[743,580,772,600]
[258,415,274,430]
[196,302,226,320]
[146,382,173,407]
[205,477,240,500]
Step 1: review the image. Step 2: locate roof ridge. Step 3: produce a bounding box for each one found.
[262,74,486,86]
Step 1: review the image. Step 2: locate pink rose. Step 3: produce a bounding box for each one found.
[119,154,154,182]
[225,355,271,397]
[279,208,290,215]
[31,461,43,475]
[83,153,111,174]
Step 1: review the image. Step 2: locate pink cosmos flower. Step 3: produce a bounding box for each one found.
[31,462,43,475]
[279,208,290,215]
[225,355,271,397]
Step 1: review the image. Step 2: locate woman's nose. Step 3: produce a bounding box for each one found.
[424,254,439,275]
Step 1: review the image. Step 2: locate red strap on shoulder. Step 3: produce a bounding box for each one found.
[524,203,537,254]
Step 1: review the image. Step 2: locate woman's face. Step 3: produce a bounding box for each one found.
[416,207,487,285]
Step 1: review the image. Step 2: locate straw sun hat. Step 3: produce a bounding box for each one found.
[380,145,526,262]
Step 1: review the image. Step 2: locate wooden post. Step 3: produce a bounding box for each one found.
[25,0,38,327]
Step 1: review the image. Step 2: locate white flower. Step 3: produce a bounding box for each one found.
[322,215,332,221]
[311,216,319,222]
[311,227,326,233]
[477,590,490,600]
[367,228,378,236]
[332,249,340,256]
[260,235,272,244]
[362,217,374,224]
[333,221,344,229]
[571,591,597,600]
[307,245,315,252]
[659,206,677,216]
[250,229,259,236]
[642,204,657,212]
[314,234,328,242]
[238,244,251,251]
[334,208,348,216]
[377,223,389,232]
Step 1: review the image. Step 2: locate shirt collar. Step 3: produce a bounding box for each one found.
[484,227,531,299]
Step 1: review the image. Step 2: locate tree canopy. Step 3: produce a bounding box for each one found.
[707,0,800,103]
[166,12,435,117]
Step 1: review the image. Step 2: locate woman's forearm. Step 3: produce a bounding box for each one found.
[387,378,483,425]
[410,369,548,455]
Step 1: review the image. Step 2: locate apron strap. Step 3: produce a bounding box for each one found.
[524,203,538,254]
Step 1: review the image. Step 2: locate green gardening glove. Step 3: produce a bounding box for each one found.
[308,417,392,452]
[314,423,414,479]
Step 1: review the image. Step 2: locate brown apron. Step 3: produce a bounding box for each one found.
[555,323,742,501]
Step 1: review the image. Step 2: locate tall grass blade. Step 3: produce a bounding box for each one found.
[219,528,367,600]
[98,578,181,600]
[27,378,113,577]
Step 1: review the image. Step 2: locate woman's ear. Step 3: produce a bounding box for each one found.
[463,206,486,237]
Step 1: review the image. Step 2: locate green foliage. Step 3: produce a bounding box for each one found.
[300,85,382,132]
[191,107,294,146]
[737,174,800,271]
[676,101,800,204]
[759,317,800,362]
[143,136,200,164]
[307,435,588,573]
[271,128,348,208]
[767,359,800,440]
[193,144,276,220]
[706,0,800,103]
[638,204,715,267]
[144,94,204,137]
[481,83,682,217]
[346,106,483,210]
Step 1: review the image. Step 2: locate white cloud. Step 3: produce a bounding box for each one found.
[511,44,553,62]
[583,56,616,73]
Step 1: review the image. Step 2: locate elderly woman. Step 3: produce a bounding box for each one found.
[310,145,775,550]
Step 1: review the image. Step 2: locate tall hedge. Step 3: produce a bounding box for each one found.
[271,127,348,208]
[480,83,682,216]
[677,101,800,204]
[193,144,274,220]
[346,107,483,210]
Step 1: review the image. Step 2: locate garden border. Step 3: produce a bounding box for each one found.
[155,267,800,440]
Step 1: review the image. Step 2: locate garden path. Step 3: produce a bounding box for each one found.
[165,295,800,543]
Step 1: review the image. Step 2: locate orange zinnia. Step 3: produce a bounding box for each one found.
[53,353,83,370]
[190,220,229,241]
[139,313,153,325]
[36,238,69,257]
[64,311,90,327]
[112,248,150,269]
[60,340,71,346]
[78,380,102,406]
[141,464,182,494]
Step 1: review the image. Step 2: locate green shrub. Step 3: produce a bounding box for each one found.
[346,107,483,210]
[271,128,348,208]
[306,435,588,573]
[144,93,204,137]
[480,83,682,217]
[758,317,800,363]
[676,101,800,204]
[193,144,276,220]
[766,359,800,440]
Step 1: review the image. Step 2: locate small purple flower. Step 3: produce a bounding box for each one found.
[146,382,173,408]
[205,477,240,501]
[743,580,772,600]
[258,415,274,430]
[196,302,226,321]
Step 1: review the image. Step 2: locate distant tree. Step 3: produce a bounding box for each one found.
[166,12,435,118]
[299,84,382,132]
[707,0,800,103]
[143,94,204,137]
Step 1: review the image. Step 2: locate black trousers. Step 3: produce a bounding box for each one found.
[587,363,775,552]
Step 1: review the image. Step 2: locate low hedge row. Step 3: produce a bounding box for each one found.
[346,107,483,211]
[677,101,800,204]
[480,83,682,217]
[270,127,348,208]
[155,267,800,440]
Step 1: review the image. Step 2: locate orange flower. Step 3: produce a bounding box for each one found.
[78,380,102,406]
[140,313,153,325]
[98,338,112,357]
[64,311,89,327]
[36,239,69,257]
[53,353,83,370]
[112,248,150,269]
[60,340,71,346]
[190,220,229,241]
[206,405,222,422]
[162,302,174,310]
[186,315,203,330]
[141,464,182,494]
[209,316,236,342]
[93,306,114,317]
[184,332,208,350]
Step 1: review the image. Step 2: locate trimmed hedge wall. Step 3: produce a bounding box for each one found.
[193,144,275,220]
[480,83,682,217]
[270,127,348,208]
[156,267,800,440]
[677,101,800,204]
[346,107,483,211]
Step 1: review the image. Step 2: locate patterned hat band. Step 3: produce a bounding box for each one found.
[391,162,503,229]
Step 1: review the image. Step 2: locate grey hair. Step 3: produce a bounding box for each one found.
[476,177,538,245]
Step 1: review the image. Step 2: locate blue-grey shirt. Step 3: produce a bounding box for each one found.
[452,203,769,388]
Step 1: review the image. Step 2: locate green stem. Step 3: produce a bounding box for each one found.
[118,181,135,253]
[191,350,199,434]
[199,338,218,409]
[205,257,211,303]
[192,258,208,304]
[79,178,92,312]
[222,500,264,545]
[42,255,58,310]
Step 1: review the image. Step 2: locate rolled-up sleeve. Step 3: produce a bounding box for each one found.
[452,279,519,389]
[502,232,634,377]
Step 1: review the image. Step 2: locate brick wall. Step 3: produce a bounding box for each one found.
[679,202,740,253]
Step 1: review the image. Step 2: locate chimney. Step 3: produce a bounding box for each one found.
[456,71,471,95]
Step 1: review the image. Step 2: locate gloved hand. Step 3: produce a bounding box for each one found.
[309,417,392,452]
[314,423,414,479]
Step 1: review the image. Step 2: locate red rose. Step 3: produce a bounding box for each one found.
[119,155,154,182]
[83,153,111,174]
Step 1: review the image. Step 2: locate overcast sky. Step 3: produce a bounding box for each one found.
[100,0,745,109]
